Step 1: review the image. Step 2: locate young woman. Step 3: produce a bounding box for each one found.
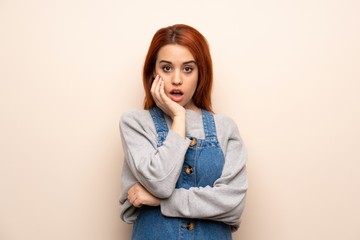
[119,24,248,240]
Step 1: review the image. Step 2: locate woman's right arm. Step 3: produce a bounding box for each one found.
[120,110,190,198]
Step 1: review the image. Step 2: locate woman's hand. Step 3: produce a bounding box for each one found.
[151,75,185,119]
[151,75,186,138]
[127,183,160,208]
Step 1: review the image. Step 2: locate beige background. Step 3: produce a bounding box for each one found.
[1,0,359,239]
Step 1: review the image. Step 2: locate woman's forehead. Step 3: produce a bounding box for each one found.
[156,44,195,64]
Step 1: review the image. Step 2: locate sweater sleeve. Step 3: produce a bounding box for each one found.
[119,158,139,223]
[159,116,248,231]
[120,110,191,198]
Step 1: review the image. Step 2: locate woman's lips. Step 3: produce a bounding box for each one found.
[169,89,184,102]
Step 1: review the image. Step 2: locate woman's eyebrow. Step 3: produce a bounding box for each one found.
[158,60,197,65]
[159,60,172,64]
[183,60,197,65]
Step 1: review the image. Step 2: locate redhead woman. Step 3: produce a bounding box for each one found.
[119,24,248,240]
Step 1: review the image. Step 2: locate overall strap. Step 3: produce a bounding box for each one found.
[149,107,169,147]
[201,109,218,139]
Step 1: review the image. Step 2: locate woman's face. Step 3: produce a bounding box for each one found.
[154,44,199,110]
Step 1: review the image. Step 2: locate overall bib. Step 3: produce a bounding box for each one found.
[131,107,232,240]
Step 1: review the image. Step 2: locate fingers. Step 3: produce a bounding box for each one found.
[157,77,169,105]
[159,77,168,102]
[129,197,142,208]
[151,74,166,108]
[127,183,160,208]
[127,183,143,208]
[150,75,160,106]
[155,77,163,104]
[128,183,149,208]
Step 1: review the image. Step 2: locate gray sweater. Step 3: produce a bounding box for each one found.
[119,109,248,231]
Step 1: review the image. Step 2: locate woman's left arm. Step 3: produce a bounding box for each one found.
[159,116,248,229]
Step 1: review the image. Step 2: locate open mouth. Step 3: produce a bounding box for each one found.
[170,89,184,96]
[169,89,184,102]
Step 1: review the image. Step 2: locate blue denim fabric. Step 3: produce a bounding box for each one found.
[131,107,232,240]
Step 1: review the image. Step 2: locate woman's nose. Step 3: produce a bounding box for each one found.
[171,71,182,85]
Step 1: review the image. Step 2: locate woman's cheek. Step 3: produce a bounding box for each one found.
[163,82,171,97]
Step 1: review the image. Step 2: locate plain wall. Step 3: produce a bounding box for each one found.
[1,0,359,239]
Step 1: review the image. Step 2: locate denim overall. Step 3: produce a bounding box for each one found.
[131,107,232,240]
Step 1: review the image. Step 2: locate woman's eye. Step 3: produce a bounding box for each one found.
[184,66,193,73]
[162,65,172,72]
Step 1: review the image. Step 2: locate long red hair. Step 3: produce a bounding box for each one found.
[143,24,213,112]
